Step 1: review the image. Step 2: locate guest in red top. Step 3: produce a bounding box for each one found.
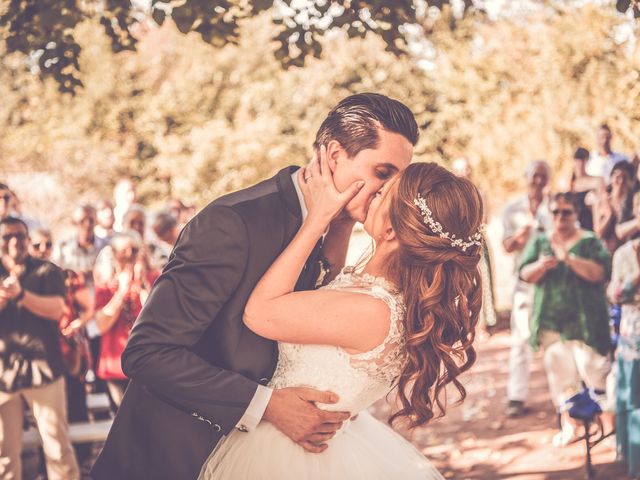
[93,231,156,410]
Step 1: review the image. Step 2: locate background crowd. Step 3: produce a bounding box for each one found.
[500,123,640,479]
[1,123,640,479]
[0,179,193,478]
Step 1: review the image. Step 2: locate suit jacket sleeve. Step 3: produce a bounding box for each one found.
[121,205,257,433]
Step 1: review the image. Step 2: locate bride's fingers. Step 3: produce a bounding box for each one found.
[310,151,322,179]
[306,432,336,443]
[299,172,311,198]
[307,148,318,175]
[339,180,365,203]
[319,145,330,180]
[314,423,343,434]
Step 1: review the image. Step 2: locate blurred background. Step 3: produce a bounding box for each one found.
[2,1,638,235]
[2,1,640,478]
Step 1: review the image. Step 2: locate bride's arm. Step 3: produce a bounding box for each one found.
[244,288,390,352]
[244,152,389,352]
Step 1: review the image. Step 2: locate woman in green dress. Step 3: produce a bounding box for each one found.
[520,192,612,445]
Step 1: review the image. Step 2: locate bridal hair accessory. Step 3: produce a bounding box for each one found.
[413,193,484,252]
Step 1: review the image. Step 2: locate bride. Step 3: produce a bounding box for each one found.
[199,155,484,479]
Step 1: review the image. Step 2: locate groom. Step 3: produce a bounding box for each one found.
[91,93,418,480]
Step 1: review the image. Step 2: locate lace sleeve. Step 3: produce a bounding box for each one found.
[324,269,407,387]
[347,284,407,386]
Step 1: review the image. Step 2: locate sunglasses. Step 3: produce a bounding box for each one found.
[2,232,27,242]
[114,245,139,256]
[0,194,11,203]
[552,209,575,218]
[32,241,53,250]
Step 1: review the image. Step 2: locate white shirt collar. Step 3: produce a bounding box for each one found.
[291,169,308,222]
[291,168,329,238]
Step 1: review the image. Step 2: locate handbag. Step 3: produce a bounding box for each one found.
[59,270,93,379]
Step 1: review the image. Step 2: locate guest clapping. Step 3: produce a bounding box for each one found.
[0,217,79,480]
[123,205,163,273]
[30,228,95,338]
[30,227,94,469]
[53,204,107,287]
[593,161,635,253]
[520,192,612,445]
[93,232,157,410]
[502,160,553,417]
[569,147,603,231]
[612,160,640,244]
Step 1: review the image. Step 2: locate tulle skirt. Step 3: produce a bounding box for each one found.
[198,411,444,480]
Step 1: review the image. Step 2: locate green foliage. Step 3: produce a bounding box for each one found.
[1,5,639,231]
[1,0,85,92]
[1,0,445,93]
[5,1,634,95]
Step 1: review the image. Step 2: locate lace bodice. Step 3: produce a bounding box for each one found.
[269,267,407,415]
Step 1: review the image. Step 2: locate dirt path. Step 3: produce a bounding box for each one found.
[370,330,630,480]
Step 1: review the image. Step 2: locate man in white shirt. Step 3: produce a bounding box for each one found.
[502,161,553,417]
[586,124,629,179]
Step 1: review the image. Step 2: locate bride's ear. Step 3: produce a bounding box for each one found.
[383,226,396,242]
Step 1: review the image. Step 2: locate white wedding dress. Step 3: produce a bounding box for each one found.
[199,268,444,480]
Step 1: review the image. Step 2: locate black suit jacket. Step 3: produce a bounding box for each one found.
[91,166,323,480]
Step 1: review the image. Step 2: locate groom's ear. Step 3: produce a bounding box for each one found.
[325,140,344,173]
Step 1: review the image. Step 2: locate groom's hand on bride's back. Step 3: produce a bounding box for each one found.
[263,387,350,453]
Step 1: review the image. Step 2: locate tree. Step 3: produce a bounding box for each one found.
[617,0,640,19]
[2,3,638,226]
[0,0,482,93]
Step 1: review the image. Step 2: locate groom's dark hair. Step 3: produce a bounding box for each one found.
[313,93,419,157]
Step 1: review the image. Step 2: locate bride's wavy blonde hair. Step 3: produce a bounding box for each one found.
[386,162,484,428]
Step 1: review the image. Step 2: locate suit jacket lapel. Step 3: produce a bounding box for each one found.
[276,166,303,221]
[275,166,322,291]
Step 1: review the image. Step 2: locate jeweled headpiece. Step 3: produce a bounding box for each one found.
[413,193,483,252]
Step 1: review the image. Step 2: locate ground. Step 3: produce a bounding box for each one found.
[23,328,630,480]
[370,329,630,480]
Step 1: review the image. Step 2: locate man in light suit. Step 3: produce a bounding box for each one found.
[91,93,418,480]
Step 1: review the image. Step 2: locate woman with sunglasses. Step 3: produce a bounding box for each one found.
[30,228,53,260]
[93,231,157,410]
[520,192,612,446]
[29,228,95,467]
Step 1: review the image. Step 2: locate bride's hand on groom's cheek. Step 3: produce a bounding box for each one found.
[301,146,364,230]
[263,386,351,453]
